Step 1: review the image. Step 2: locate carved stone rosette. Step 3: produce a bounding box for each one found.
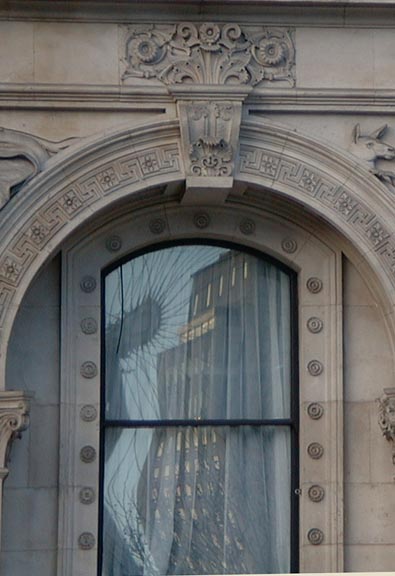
[377,387,395,464]
[122,23,295,87]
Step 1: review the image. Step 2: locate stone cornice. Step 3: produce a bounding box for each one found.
[2,1,395,25]
[3,85,395,113]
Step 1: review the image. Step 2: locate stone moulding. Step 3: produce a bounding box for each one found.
[377,387,395,465]
[121,23,295,87]
[1,118,395,389]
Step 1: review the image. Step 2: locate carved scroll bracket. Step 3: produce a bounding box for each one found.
[171,86,251,202]
[377,387,395,465]
[0,390,31,478]
[0,390,31,544]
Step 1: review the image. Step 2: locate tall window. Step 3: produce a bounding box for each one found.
[100,243,298,576]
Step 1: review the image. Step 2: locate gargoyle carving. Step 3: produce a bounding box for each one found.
[0,127,77,209]
[377,387,395,465]
[351,124,395,187]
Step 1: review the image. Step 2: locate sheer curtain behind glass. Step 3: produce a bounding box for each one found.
[102,245,292,576]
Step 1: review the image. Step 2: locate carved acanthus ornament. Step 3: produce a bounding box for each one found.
[0,127,77,209]
[377,387,395,464]
[122,23,294,196]
[0,391,30,480]
[122,23,295,87]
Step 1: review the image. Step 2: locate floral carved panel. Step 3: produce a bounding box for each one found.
[121,23,295,86]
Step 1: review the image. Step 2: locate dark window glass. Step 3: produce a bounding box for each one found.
[100,244,297,576]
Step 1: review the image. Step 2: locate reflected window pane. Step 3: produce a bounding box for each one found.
[102,426,291,575]
[105,246,291,421]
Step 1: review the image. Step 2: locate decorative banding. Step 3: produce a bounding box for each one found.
[307,442,324,460]
[193,212,210,229]
[308,485,325,503]
[78,532,95,550]
[306,277,323,294]
[80,445,96,463]
[281,238,297,254]
[307,402,324,420]
[80,361,98,379]
[80,317,97,335]
[307,528,324,545]
[239,218,256,235]
[80,276,96,293]
[149,217,166,235]
[105,235,122,252]
[80,405,98,422]
[307,359,324,376]
[307,317,323,334]
[79,487,96,505]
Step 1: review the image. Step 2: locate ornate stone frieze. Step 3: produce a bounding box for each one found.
[122,23,295,87]
[0,391,30,478]
[377,387,395,464]
[239,143,395,284]
[0,127,77,209]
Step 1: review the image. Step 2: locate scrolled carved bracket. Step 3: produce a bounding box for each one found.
[0,127,78,210]
[377,387,395,465]
[0,391,30,480]
[174,88,249,200]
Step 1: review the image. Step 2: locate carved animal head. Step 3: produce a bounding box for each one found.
[352,124,395,164]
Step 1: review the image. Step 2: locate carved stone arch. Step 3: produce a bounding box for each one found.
[2,116,395,388]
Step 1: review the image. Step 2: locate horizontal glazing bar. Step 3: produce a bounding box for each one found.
[103,418,294,428]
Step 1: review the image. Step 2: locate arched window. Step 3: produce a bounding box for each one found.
[100,242,298,575]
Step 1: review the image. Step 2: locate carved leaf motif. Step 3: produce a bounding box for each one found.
[122,23,295,87]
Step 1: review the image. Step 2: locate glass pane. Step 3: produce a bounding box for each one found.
[105,245,291,421]
[102,426,291,575]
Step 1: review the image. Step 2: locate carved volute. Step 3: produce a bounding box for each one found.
[0,391,30,544]
[0,391,30,480]
[377,387,395,465]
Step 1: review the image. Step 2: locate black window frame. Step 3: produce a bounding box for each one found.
[98,239,299,575]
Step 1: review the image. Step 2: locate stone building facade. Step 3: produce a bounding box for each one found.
[0,0,395,574]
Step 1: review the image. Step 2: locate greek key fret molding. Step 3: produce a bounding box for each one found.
[0,127,77,210]
[239,142,395,286]
[0,140,181,336]
[377,387,395,465]
[122,24,295,87]
[0,391,30,543]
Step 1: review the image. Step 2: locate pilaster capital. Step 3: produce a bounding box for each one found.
[0,391,31,477]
